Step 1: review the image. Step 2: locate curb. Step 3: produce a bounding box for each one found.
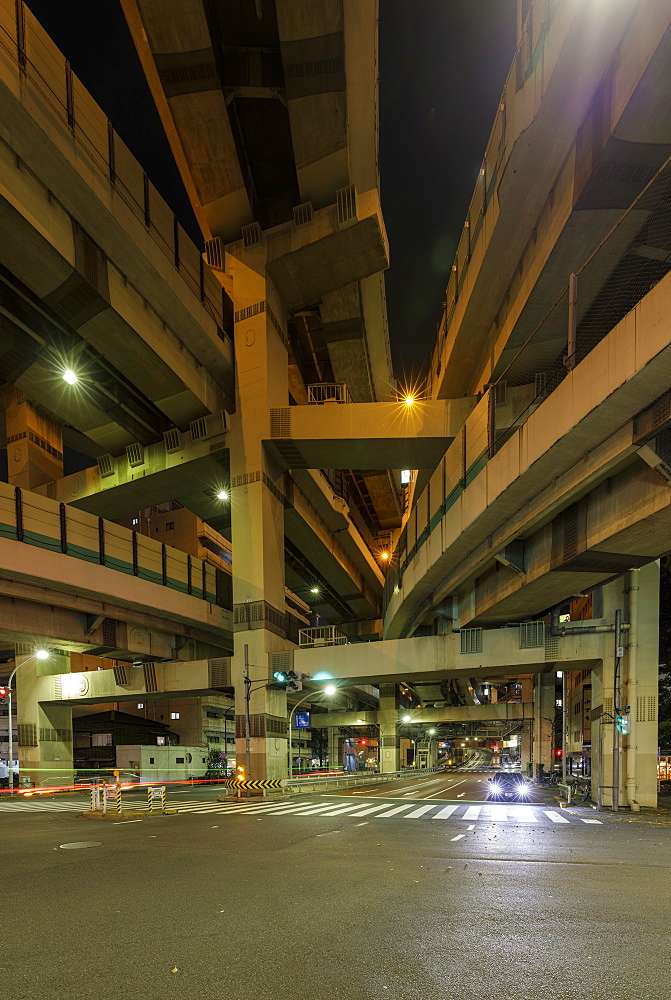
[81,810,177,820]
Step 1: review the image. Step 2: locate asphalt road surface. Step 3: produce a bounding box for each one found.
[2,774,669,1000]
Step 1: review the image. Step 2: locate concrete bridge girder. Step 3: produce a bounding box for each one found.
[309,703,534,729]
[267,398,476,471]
[292,630,606,686]
[35,659,225,706]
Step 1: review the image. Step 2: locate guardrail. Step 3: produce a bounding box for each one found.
[282,767,442,795]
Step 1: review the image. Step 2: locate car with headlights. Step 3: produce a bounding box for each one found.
[487,772,531,801]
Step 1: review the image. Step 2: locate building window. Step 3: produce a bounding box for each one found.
[170,712,180,720]
[166,521,175,530]
[149,757,155,764]
[132,517,139,526]
[175,757,184,764]
[137,702,144,709]
[91,733,112,747]
[207,734,220,743]
[156,737,165,746]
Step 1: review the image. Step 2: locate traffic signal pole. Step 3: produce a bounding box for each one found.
[244,644,251,796]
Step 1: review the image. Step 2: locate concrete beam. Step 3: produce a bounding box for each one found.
[34,419,229,526]
[293,630,604,685]
[310,703,534,728]
[268,398,476,470]
[35,659,227,705]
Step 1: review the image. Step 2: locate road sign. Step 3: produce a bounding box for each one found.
[295,712,310,728]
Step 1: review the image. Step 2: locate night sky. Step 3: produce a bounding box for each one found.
[25,0,517,381]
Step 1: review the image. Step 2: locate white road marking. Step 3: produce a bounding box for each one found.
[450,834,465,841]
[348,803,394,817]
[404,804,436,819]
[463,806,482,820]
[113,819,142,825]
[580,818,602,824]
[456,793,465,798]
[355,822,369,826]
[484,805,508,822]
[509,806,538,823]
[467,825,475,831]
[377,804,416,818]
[544,810,570,824]
[432,804,458,819]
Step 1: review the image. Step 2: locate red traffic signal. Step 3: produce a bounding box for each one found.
[554,749,563,757]
[0,686,8,700]
[359,739,367,745]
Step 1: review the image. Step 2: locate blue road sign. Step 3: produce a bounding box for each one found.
[295,712,310,728]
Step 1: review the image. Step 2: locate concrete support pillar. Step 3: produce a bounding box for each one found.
[2,387,64,489]
[520,725,532,775]
[533,672,555,776]
[379,683,399,772]
[328,726,340,770]
[227,255,291,780]
[591,565,659,808]
[623,562,659,809]
[16,651,73,787]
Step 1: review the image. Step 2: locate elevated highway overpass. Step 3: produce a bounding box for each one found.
[0,0,667,809]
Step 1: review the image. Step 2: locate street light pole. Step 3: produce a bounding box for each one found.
[288,685,336,777]
[6,650,49,790]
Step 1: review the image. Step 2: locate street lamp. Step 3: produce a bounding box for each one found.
[62,369,78,385]
[288,684,335,777]
[7,649,49,790]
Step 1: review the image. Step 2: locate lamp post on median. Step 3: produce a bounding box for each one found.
[6,649,49,790]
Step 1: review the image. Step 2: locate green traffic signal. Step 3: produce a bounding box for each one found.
[273,671,286,684]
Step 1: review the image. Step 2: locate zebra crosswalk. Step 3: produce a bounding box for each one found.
[0,796,87,813]
[172,798,602,826]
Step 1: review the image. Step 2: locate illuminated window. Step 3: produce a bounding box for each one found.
[137,702,144,709]
[401,470,412,484]
[170,712,180,720]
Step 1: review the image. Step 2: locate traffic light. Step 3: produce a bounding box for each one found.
[554,749,563,758]
[0,686,7,703]
[359,739,367,745]
[616,713,630,735]
[236,764,245,780]
[273,671,287,684]
[286,670,302,693]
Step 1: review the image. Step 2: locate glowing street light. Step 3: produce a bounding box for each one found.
[310,586,320,595]
[404,395,415,407]
[62,369,78,385]
[402,714,411,723]
[379,551,390,561]
[216,489,229,500]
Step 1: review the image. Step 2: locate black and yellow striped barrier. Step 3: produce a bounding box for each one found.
[225,779,284,790]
